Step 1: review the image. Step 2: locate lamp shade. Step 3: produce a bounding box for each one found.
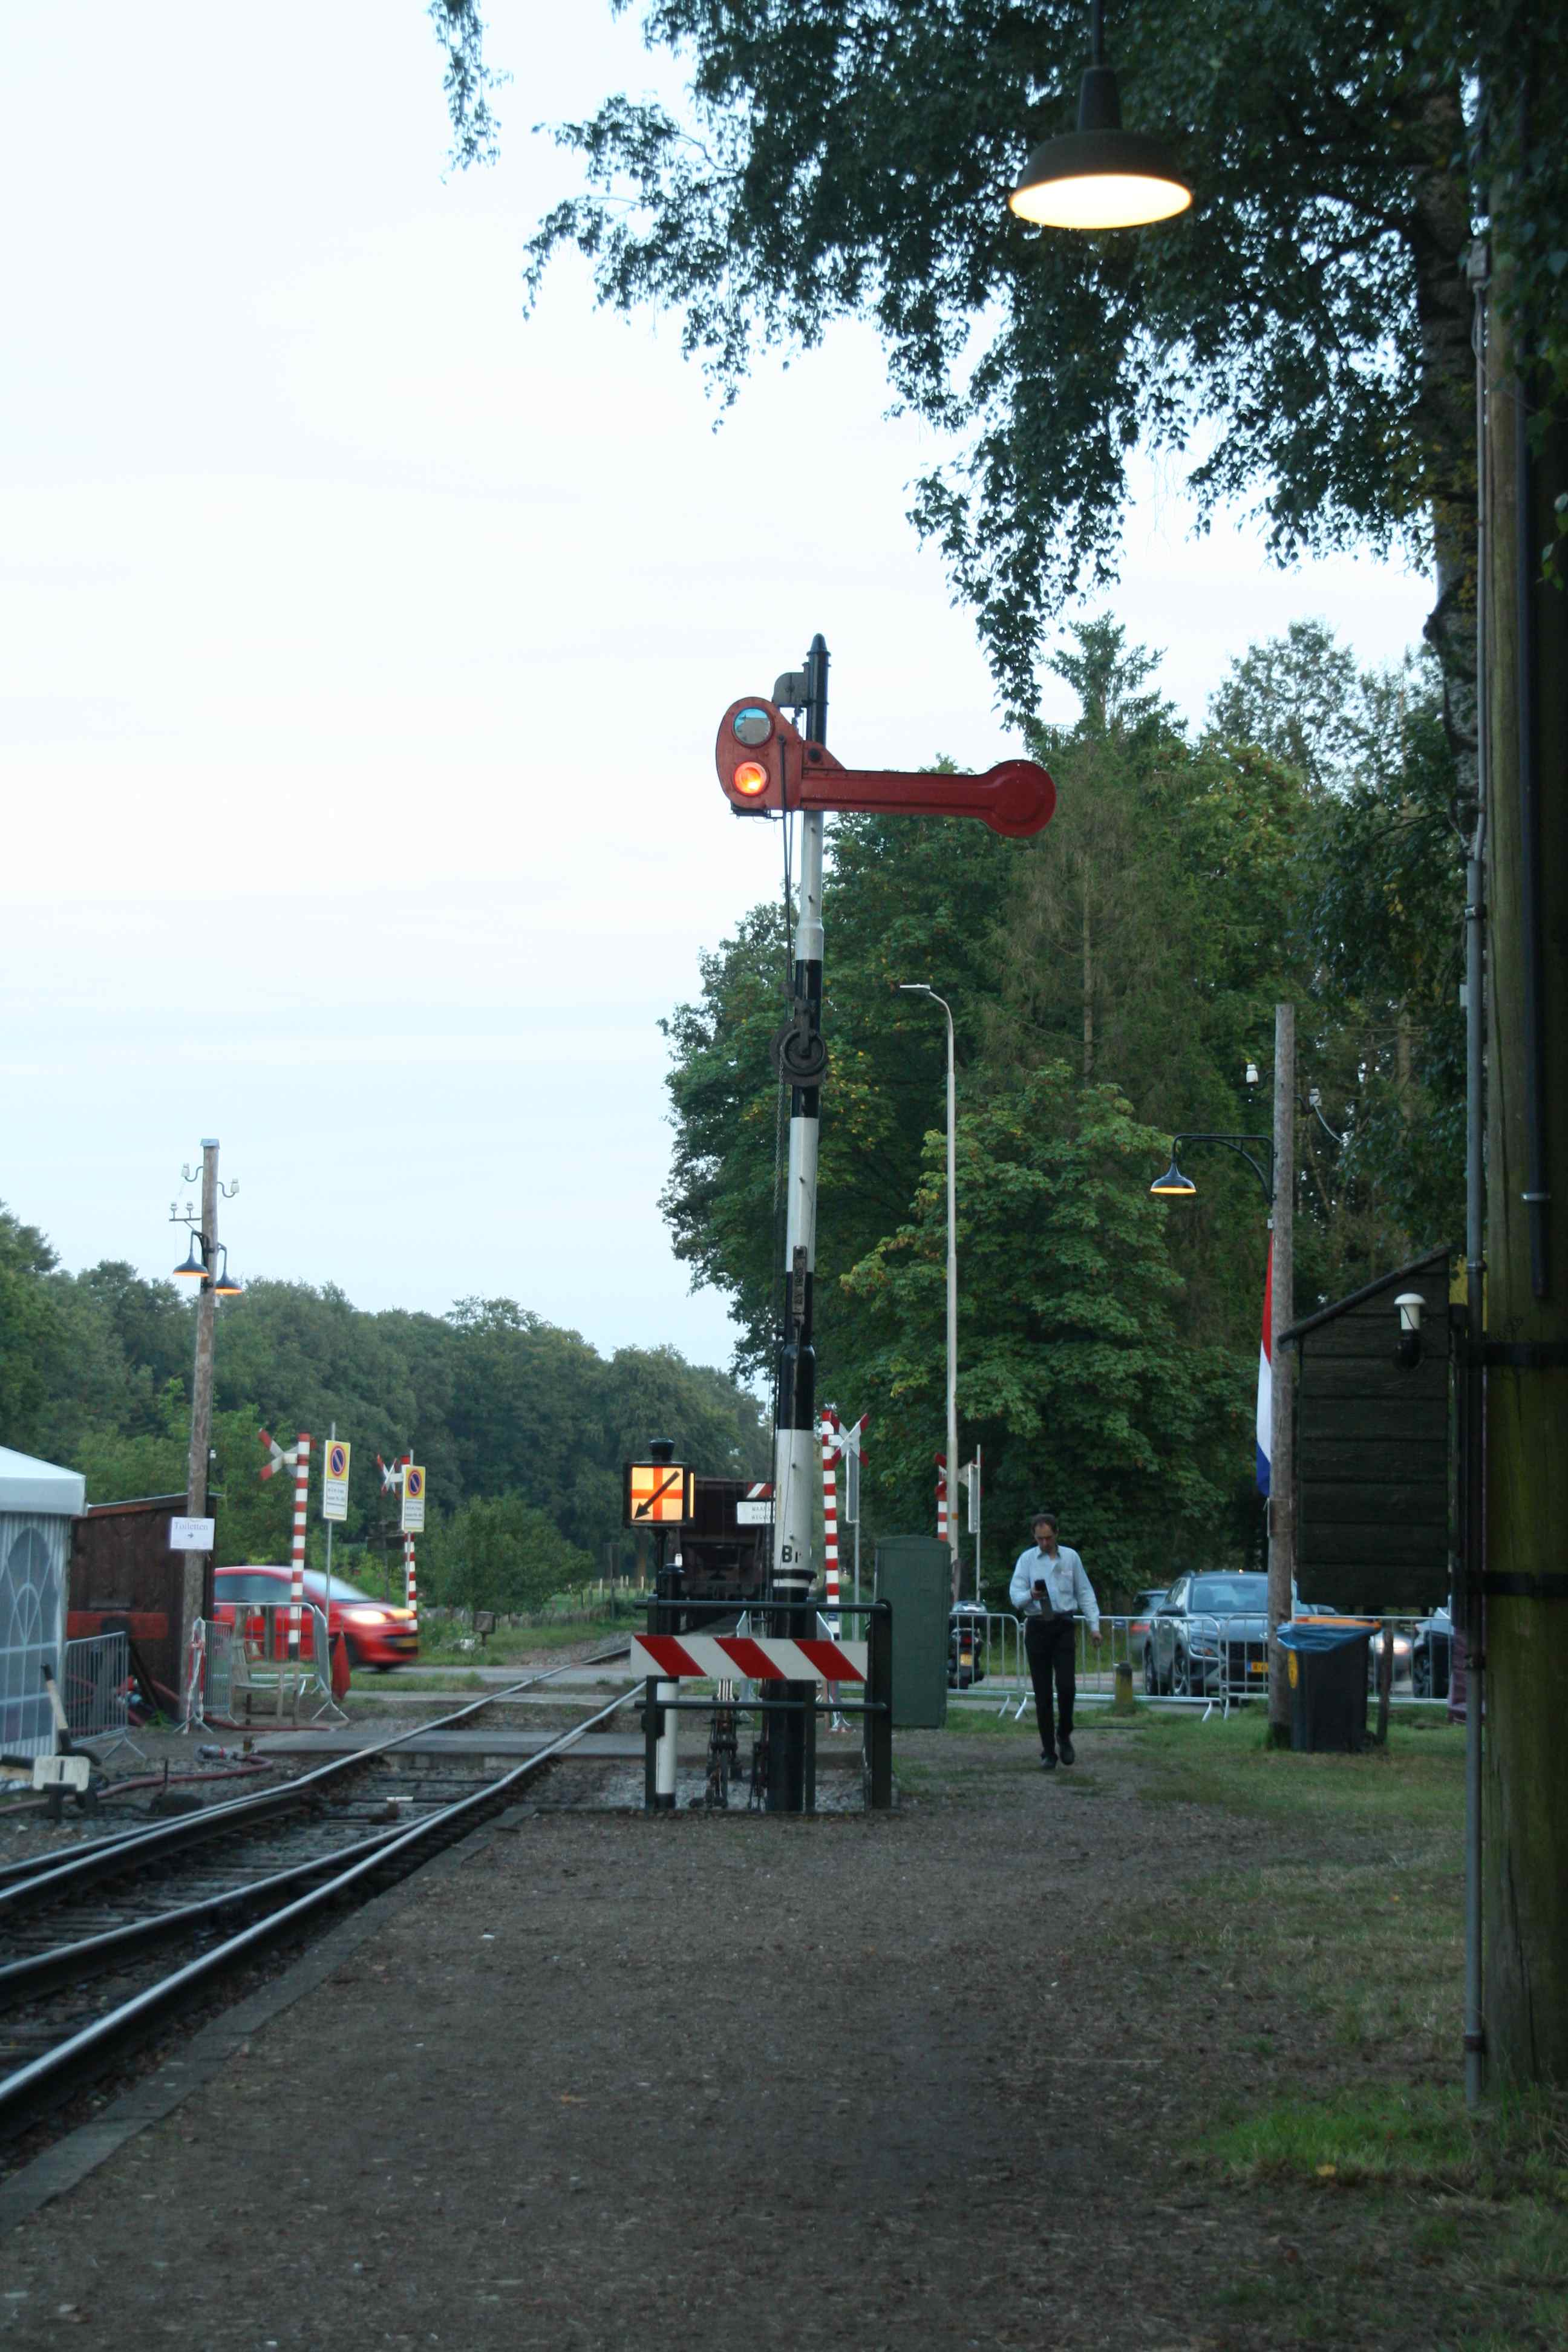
[172,1237,206,1280]
[1149,1158,1197,1198]
[1010,64,1192,230]
[212,1250,243,1297]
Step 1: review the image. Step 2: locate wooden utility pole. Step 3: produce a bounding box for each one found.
[178,1139,220,1668]
[1480,282,1568,2086]
[1267,1002,1298,1743]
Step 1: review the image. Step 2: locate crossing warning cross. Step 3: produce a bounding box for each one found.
[623,1461,696,1527]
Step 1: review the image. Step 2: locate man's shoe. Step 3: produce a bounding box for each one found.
[1039,1751,1057,1772]
[1059,1735,1076,1766]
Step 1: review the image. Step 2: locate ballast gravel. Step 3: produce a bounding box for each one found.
[0,1719,1464,2349]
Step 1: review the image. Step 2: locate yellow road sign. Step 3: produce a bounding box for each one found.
[323,1439,351,1523]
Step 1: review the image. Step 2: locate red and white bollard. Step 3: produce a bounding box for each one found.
[288,1432,311,1659]
[403,1531,419,1630]
[936,1453,949,1550]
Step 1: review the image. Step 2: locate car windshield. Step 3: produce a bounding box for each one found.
[305,1573,384,1606]
[1132,1590,1166,1615]
[1188,1576,1268,1614]
[217,1568,387,1608]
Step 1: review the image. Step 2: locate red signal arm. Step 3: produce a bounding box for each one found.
[716,698,1056,839]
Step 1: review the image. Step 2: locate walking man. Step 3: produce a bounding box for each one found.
[1010,1511,1101,1769]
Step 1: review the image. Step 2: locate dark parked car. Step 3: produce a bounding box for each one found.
[1411,1607,1453,1699]
[1144,1572,1270,1698]
[1125,1588,1167,1662]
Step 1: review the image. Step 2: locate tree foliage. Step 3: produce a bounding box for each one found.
[657,618,1463,1593]
[1,1229,768,1590]
[483,0,1550,725]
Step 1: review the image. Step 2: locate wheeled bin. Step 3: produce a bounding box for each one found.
[1277,1619,1373,1752]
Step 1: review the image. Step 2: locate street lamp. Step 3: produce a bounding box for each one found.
[1147,1007,1299,1749]
[1009,0,1193,232]
[898,983,959,1597]
[1148,1132,1275,1205]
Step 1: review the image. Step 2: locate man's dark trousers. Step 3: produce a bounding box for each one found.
[1025,1612,1076,1756]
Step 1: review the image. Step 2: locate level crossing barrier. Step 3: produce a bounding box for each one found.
[634,1595,892,1813]
[60,1631,145,1762]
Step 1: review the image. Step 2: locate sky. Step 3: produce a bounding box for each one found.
[0,4,1431,1379]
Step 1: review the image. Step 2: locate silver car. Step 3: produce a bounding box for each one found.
[1145,1571,1270,1698]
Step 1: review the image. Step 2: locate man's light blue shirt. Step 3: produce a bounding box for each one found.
[1010,1543,1100,1631]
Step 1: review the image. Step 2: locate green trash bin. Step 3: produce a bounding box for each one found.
[1278,1619,1373,1752]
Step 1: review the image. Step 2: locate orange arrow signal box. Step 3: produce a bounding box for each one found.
[624,1461,697,1527]
[716,697,1056,839]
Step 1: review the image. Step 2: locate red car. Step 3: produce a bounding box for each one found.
[212,1565,419,1670]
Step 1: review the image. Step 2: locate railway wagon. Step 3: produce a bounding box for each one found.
[670,1475,771,1607]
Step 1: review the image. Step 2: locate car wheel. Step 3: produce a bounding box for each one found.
[1174,1649,1196,1698]
[1143,1645,1158,1696]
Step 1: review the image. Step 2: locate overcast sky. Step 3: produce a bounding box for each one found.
[1,4,1430,1378]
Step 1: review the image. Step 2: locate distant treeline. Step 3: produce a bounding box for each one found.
[0,1224,769,1598]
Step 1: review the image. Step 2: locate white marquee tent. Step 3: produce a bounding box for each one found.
[1,1446,84,1760]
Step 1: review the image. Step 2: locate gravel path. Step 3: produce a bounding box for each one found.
[0,1717,1475,2349]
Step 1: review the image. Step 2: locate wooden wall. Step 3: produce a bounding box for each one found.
[1293,1256,1452,1615]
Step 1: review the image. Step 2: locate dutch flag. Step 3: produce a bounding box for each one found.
[1256,1237,1273,1495]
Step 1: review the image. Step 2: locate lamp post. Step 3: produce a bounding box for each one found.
[898,984,959,1601]
[1149,1004,1297,1742]
[169,1140,243,1670]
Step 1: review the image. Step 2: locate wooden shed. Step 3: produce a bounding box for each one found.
[68,1495,204,1711]
[1280,1247,1455,1616]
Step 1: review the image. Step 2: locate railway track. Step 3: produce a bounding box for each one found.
[0,1650,635,2146]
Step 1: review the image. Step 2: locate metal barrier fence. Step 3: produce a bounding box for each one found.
[182,1607,339,1728]
[966,1612,1436,1720]
[60,1631,145,1760]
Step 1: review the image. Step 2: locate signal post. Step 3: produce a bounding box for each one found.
[716,639,1056,1810]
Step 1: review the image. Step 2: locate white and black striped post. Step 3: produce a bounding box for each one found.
[767,633,829,1813]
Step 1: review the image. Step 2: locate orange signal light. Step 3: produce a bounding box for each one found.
[733,761,769,797]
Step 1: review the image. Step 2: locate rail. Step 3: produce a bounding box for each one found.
[0,1664,638,2139]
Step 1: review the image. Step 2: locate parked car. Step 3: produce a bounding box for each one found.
[1144,1572,1270,1698]
[1367,1624,1415,1688]
[948,1602,988,1689]
[1411,1607,1453,1699]
[212,1564,419,1671]
[1125,1588,1167,1661]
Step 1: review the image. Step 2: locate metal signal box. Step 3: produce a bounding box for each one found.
[872,1536,952,1729]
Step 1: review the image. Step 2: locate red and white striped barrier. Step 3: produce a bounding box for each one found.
[820,1410,840,1625]
[632,1633,867,1684]
[936,1452,948,1548]
[404,1531,419,1630]
[289,1432,311,1658]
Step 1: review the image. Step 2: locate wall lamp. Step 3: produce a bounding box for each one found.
[1395,1292,1424,1370]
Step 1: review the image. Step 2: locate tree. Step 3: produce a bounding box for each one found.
[434,1494,595,1616]
[0,1207,66,1446]
[839,1065,1247,1594]
[504,1,1501,734]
